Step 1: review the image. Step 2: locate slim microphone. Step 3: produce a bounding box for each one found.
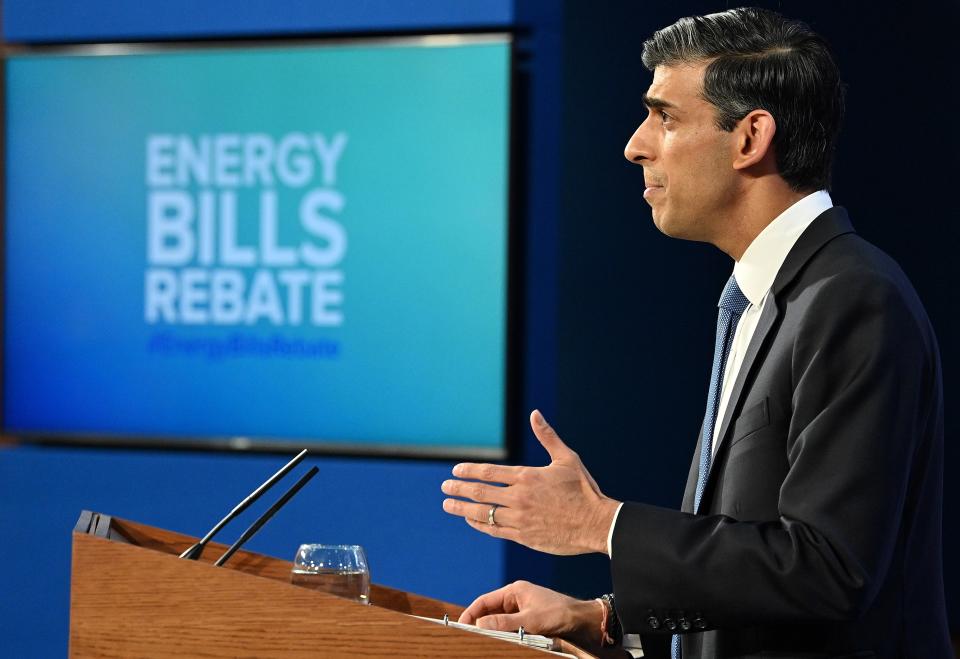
[214,465,319,567]
[180,448,309,560]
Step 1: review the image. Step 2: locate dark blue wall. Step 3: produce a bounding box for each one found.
[2,1,513,41]
[549,1,960,638]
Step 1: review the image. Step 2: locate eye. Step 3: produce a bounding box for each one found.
[659,110,674,124]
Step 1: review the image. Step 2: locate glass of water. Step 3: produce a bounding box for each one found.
[291,544,370,605]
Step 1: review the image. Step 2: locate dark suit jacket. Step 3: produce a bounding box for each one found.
[610,208,950,658]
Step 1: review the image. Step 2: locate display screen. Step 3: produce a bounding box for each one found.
[3,36,511,457]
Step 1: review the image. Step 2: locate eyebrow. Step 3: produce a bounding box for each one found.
[642,94,677,111]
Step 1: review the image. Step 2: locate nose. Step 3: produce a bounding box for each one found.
[623,119,653,165]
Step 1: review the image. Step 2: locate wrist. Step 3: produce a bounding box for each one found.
[598,594,622,646]
[586,497,621,554]
[566,598,605,647]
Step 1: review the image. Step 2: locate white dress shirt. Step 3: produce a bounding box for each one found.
[607,189,834,555]
[609,190,833,655]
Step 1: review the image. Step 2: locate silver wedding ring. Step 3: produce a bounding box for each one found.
[488,504,499,526]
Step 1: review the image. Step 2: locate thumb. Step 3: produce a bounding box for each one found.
[530,410,569,462]
[476,612,526,632]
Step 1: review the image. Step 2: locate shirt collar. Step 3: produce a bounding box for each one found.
[733,190,833,306]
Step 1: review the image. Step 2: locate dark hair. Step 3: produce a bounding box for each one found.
[642,7,844,192]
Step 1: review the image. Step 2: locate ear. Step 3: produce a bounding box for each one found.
[732,110,777,171]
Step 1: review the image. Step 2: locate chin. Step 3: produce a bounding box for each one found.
[652,210,699,242]
[651,209,677,237]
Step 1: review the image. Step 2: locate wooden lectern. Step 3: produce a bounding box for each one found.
[69,511,600,658]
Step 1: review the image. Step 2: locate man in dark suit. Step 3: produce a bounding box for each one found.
[440,7,949,658]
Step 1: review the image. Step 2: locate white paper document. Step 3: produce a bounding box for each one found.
[410,614,578,657]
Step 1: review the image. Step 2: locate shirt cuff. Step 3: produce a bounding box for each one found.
[606,501,625,558]
[622,634,644,655]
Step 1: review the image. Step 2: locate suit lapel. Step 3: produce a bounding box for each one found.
[681,424,703,513]
[706,295,781,474]
[700,206,857,495]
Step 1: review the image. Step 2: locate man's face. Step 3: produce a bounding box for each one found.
[624,62,738,243]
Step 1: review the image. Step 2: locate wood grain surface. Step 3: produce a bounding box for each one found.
[69,513,599,658]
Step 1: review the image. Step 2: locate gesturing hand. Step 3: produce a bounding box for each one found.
[441,410,620,555]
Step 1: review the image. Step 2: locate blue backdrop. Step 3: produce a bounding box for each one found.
[5,41,509,451]
[1,0,513,41]
[0,3,526,657]
[2,2,957,658]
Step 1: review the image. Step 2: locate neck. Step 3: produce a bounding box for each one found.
[714,179,811,261]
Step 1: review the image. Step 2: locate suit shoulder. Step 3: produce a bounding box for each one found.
[786,232,939,356]
[807,232,907,284]
[795,233,928,319]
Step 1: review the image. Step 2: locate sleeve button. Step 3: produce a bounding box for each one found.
[679,617,692,631]
[664,618,677,631]
[694,617,707,630]
[646,616,661,630]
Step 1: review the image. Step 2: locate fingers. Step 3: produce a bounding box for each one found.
[476,612,526,632]
[452,462,521,485]
[465,517,522,543]
[441,466,520,532]
[458,584,518,624]
[441,497,489,523]
[441,478,511,505]
[463,581,557,635]
[530,409,570,461]
[442,498,516,527]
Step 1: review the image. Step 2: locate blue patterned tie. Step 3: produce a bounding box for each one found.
[672,275,750,659]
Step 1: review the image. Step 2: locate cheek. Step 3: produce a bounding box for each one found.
[665,147,710,201]
[685,140,734,201]
[660,129,734,213]
[664,134,706,180]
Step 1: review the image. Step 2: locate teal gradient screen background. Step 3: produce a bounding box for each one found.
[4,38,510,454]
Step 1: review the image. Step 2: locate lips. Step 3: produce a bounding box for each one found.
[643,182,664,200]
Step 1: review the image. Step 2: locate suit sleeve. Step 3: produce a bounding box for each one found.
[609,267,940,635]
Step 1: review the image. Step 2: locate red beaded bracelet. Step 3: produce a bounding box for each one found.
[596,597,617,647]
